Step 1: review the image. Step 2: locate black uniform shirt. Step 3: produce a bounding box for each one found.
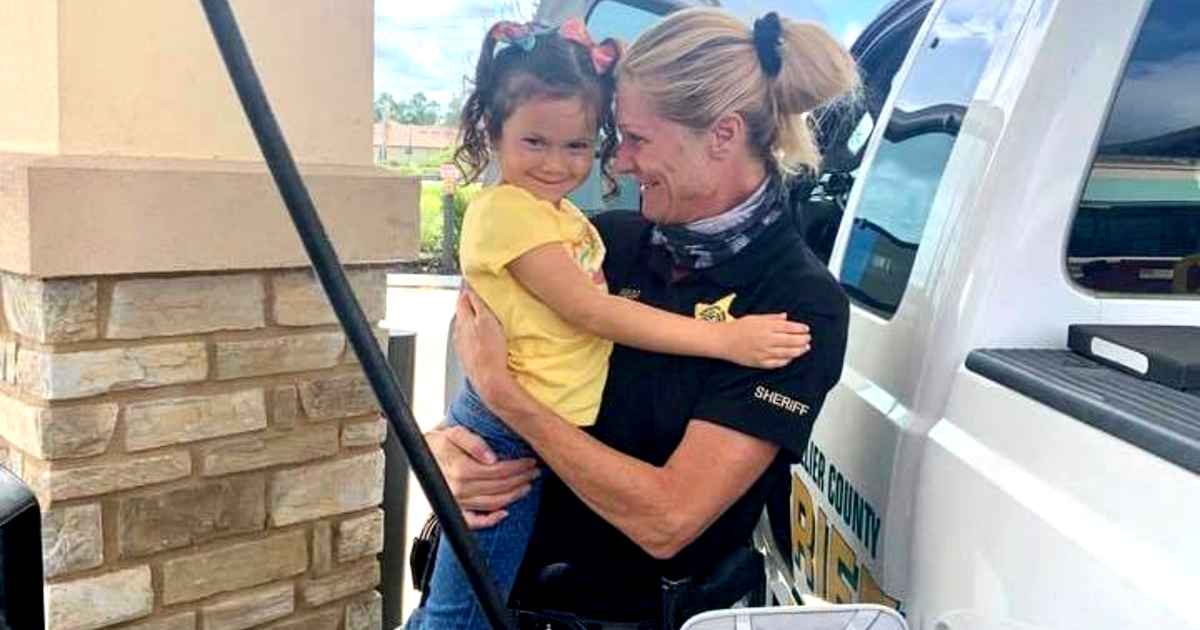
[512,208,850,620]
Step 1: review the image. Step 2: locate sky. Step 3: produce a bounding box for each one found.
[373,0,893,107]
[373,2,521,105]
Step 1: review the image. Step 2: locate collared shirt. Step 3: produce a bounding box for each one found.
[512,208,850,620]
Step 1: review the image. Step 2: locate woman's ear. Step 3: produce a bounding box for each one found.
[708,112,747,160]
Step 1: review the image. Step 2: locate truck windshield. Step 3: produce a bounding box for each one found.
[1067,0,1200,298]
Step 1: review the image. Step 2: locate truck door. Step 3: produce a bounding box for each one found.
[788,0,1033,611]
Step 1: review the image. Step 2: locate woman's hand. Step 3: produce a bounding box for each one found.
[453,287,513,407]
[425,424,540,529]
[723,313,811,369]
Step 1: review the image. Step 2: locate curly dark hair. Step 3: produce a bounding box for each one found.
[454,24,621,198]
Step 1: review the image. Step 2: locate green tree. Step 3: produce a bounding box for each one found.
[400,92,441,126]
[373,92,403,123]
[442,93,465,128]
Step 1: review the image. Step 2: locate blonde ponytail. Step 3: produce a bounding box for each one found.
[770,19,860,172]
[619,8,859,174]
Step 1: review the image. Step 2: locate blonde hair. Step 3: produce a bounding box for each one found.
[619,8,859,175]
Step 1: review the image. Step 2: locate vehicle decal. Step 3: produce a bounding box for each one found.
[793,441,902,611]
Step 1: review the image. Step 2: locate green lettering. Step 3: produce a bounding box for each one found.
[870,512,882,559]
[817,450,826,493]
[828,466,840,507]
[851,492,864,544]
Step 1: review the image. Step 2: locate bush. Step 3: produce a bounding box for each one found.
[419,181,480,266]
[381,146,458,178]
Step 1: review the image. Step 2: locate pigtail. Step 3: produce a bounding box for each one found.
[453,31,500,184]
[595,37,622,199]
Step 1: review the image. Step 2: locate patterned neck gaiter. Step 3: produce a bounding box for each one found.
[650,175,785,270]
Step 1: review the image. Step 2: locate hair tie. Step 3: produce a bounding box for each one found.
[752,12,783,78]
[489,20,552,52]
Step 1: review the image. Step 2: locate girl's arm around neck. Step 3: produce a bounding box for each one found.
[507,243,811,369]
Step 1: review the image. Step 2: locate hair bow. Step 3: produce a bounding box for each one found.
[558,17,619,75]
[489,20,554,52]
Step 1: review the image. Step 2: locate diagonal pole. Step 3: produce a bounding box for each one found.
[198,3,515,628]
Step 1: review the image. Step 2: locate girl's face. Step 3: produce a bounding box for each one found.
[495,95,597,206]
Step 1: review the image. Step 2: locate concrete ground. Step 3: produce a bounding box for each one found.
[381,278,459,625]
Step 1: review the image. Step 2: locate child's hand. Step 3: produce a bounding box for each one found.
[724,313,811,369]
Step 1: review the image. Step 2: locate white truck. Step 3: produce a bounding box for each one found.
[542,0,1200,628]
[766,0,1199,628]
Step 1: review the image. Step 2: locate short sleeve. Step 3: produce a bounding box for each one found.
[460,186,568,275]
[690,282,849,461]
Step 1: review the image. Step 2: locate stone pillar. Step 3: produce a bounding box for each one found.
[0,1,413,629]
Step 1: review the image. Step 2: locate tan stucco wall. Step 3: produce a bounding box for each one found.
[0,1,59,154]
[0,0,416,278]
[0,156,32,272]
[58,0,373,164]
[0,0,373,164]
[0,155,418,278]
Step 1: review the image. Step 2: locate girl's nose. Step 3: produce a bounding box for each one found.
[542,151,568,175]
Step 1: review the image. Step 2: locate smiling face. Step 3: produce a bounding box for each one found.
[494,95,597,206]
[614,80,721,225]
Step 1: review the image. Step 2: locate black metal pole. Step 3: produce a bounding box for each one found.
[198,3,515,629]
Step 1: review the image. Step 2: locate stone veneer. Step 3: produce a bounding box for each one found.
[0,268,388,630]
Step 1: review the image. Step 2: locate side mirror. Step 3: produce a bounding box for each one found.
[0,465,45,629]
[682,604,907,630]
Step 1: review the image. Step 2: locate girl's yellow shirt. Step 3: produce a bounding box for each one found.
[458,184,613,426]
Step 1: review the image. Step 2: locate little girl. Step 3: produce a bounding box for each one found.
[407,18,811,630]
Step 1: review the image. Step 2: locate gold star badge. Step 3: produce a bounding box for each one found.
[695,293,737,322]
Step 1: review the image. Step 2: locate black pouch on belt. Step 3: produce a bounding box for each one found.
[410,514,441,599]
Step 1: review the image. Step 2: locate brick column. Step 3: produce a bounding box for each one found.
[0,268,397,629]
[0,1,414,629]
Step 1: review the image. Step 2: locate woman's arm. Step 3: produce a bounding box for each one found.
[508,243,810,369]
[454,289,778,558]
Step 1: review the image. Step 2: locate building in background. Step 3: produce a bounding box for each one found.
[374,121,457,163]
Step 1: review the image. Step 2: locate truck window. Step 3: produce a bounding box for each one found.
[838,0,1015,317]
[1067,0,1200,297]
[587,0,662,44]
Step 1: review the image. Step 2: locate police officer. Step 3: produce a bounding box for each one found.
[432,8,858,624]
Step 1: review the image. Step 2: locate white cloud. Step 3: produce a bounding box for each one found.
[373,0,512,105]
[841,21,864,47]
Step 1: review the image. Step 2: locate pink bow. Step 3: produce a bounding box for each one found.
[558,18,619,75]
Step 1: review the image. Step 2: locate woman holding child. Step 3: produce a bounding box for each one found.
[408,7,859,628]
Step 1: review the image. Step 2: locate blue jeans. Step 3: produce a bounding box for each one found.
[406,380,541,630]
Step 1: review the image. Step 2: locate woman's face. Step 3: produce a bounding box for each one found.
[614,81,719,225]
